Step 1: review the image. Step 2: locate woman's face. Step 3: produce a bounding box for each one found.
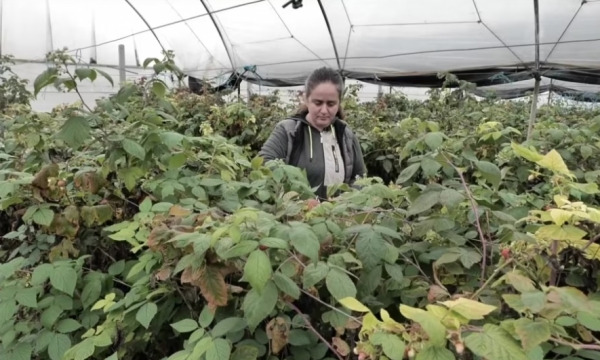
[305,82,340,130]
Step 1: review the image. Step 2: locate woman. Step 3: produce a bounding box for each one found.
[258,67,366,199]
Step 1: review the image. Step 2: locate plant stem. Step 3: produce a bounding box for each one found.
[442,153,488,286]
[550,337,600,351]
[286,301,344,360]
[470,258,513,300]
[300,289,363,326]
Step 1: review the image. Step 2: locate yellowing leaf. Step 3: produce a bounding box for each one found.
[514,318,551,351]
[426,305,462,330]
[399,305,446,347]
[549,209,573,226]
[554,195,570,207]
[511,142,544,162]
[339,297,370,313]
[535,225,587,242]
[169,205,191,217]
[439,297,497,320]
[536,149,572,177]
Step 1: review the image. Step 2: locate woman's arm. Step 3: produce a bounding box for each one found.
[258,121,289,161]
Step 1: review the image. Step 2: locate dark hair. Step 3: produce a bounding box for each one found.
[296,67,345,119]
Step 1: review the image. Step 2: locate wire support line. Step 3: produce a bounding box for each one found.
[340,0,352,26]
[480,21,534,74]
[342,26,352,71]
[58,0,265,57]
[266,1,329,68]
[541,2,584,78]
[354,20,480,27]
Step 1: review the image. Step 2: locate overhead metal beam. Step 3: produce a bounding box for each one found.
[317,0,342,73]
[124,0,166,53]
[199,0,236,72]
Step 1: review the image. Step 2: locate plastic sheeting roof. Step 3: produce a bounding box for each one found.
[4,0,600,99]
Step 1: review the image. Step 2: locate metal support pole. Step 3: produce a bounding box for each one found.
[118,45,126,85]
[527,0,541,142]
[527,78,540,141]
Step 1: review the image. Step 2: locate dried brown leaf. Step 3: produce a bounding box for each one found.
[266,317,289,354]
[195,265,228,307]
[332,337,350,356]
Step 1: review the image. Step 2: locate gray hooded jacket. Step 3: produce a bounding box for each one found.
[258,114,367,198]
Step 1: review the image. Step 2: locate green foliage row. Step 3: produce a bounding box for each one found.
[1,49,600,360]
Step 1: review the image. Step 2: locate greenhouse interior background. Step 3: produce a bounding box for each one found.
[3,0,600,111]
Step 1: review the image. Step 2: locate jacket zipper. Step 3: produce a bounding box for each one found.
[332,145,339,172]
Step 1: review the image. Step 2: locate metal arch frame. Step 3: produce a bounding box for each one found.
[317,0,342,73]
[199,0,236,73]
[527,0,541,141]
[124,0,166,53]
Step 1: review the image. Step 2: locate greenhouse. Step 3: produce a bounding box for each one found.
[2,1,600,360]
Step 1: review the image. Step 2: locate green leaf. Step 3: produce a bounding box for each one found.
[326,268,356,301]
[397,163,420,183]
[0,299,17,323]
[221,241,259,259]
[33,208,54,226]
[170,319,199,333]
[415,346,455,360]
[136,302,158,329]
[244,250,272,293]
[259,237,289,249]
[464,324,528,360]
[152,81,167,97]
[476,161,502,189]
[16,288,38,308]
[80,281,101,310]
[41,305,63,328]
[581,145,593,160]
[206,338,231,360]
[371,333,406,360]
[50,266,77,296]
[289,329,311,346]
[577,311,600,331]
[75,68,97,81]
[408,191,440,215]
[243,281,278,329]
[384,263,404,283]
[399,305,446,347]
[95,69,114,86]
[514,318,552,351]
[439,189,464,208]
[48,333,71,360]
[32,263,53,285]
[302,262,330,289]
[56,319,82,333]
[211,317,246,338]
[521,291,546,313]
[231,345,259,360]
[289,224,320,263]
[199,306,215,328]
[555,316,577,327]
[273,272,300,299]
[56,116,91,149]
[424,132,444,150]
[34,67,58,96]
[122,139,146,160]
[356,230,387,270]
[12,342,32,360]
